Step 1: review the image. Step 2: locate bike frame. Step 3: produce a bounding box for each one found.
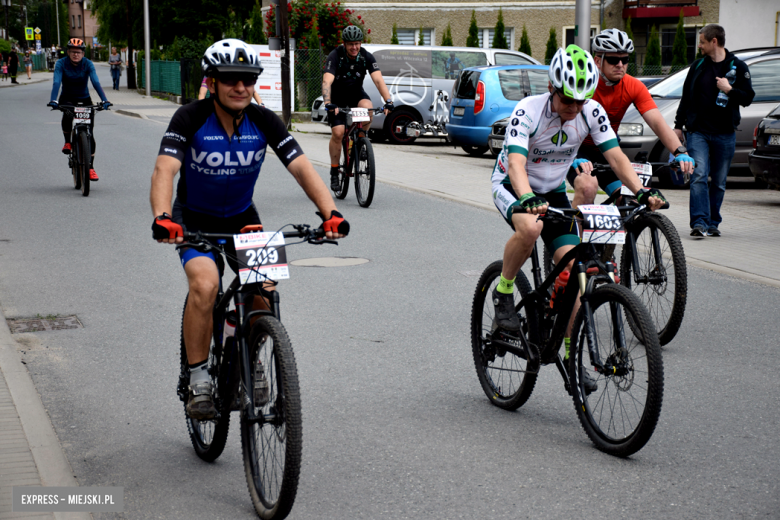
[338,106,382,177]
[59,104,101,169]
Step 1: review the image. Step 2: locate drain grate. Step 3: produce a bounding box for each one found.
[6,316,83,334]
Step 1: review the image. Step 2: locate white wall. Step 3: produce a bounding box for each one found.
[719,0,779,49]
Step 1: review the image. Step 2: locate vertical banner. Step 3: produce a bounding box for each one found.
[250,45,295,113]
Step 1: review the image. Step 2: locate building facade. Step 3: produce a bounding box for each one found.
[66,0,99,48]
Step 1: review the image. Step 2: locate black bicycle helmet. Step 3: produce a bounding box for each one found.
[342,26,364,43]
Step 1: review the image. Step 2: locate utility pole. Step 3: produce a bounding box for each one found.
[54,0,59,46]
[3,0,10,42]
[574,0,591,51]
[279,0,291,128]
[125,0,135,89]
[143,0,150,96]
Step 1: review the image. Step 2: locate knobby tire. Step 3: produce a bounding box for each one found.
[354,136,376,208]
[334,137,351,200]
[79,130,90,197]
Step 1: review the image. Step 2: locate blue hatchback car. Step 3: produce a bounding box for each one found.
[447,64,549,156]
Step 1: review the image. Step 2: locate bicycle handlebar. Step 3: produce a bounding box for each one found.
[181,224,335,247]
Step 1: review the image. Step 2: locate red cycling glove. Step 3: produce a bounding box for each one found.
[317,210,350,236]
[152,213,184,240]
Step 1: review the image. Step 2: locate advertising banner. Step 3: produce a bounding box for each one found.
[249,45,294,113]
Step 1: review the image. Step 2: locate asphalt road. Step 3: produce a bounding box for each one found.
[1,76,778,519]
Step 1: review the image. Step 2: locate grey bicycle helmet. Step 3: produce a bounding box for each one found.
[202,38,263,77]
[342,25,364,43]
[591,28,634,55]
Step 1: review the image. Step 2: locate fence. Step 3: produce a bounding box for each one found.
[294,49,326,112]
[137,59,182,95]
[17,53,47,71]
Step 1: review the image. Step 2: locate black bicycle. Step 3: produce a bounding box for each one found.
[471,204,664,457]
[176,223,336,519]
[545,161,687,345]
[331,106,384,208]
[54,103,108,197]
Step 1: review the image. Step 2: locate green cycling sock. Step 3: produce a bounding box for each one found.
[497,274,515,295]
[564,337,571,361]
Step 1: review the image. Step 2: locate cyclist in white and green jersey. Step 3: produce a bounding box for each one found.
[491,45,667,370]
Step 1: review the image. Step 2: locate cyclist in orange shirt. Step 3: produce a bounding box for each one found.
[568,29,694,209]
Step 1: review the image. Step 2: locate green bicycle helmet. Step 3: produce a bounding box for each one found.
[548,45,599,101]
[342,25,364,42]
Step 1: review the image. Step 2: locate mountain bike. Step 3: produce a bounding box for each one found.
[176,223,336,519]
[332,106,384,208]
[471,204,664,457]
[545,160,687,345]
[54,103,108,197]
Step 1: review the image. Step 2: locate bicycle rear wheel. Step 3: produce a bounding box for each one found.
[333,138,351,200]
[620,213,687,345]
[241,316,301,520]
[70,132,81,190]
[570,284,663,457]
[78,130,90,197]
[354,137,376,208]
[470,260,539,410]
[179,295,231,462]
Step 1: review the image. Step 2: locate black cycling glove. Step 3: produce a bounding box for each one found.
[636,188,667,206]
[383,99,395,112]
[324,103,338,112]
[518,193,548,213]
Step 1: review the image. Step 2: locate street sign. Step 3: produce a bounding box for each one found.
[25,27,34,40]
[35,34,41,40]
[36,41,41,51]
[34,27,41,34]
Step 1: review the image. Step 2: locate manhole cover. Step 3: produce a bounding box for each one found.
[290,257,369,267]
[7,316,83,334]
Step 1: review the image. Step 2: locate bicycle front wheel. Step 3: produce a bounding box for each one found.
[78,130,90,197]
[241,316,301,520]
[70,132,81,190]
[470,260,539,410]
[333,139,351,200]
[354,136,376,208]
[620,213,687,345]
[179,295,231,462]
[570,284,663,457]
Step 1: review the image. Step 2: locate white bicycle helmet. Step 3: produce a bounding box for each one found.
[591,28,635,55]
[548,45,599,101]
[202,39,263,76]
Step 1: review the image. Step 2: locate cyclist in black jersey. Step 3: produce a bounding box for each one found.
[322,25,394,190]
[150,39,350,420]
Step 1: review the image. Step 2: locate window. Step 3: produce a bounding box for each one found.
[648,67,688,98]
[527,70,550,96]
[432,50,487,79]
[396,28,432,46]
[72,15,75,27]
[477,28,513,49]
[77,15,81,28]
[374,49,432,77]
[495,53,533,66]
[564,27,597,47]
[748,59,780,102]
[661,26,701,66]
[454,70,481,100]
[497,69,525,101]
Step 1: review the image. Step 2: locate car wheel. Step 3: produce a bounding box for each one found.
[385,109,420,145]
[461,145,489,157]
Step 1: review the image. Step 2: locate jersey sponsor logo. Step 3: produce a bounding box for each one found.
[512,118,519,126]
[191,148,265,167]
[163,148,178,154]
[598,115,606,124]
[744,71,750,79]
[203,135,224,141]
[277,135,293,149]
[510,129,518,137]
[372,63,379,70]
[164,131,186,142]
[516,109,525,116]
[592,108,600,117]
[520,121,531,130]
[532,157,543,163]
[551,130,568,146]
[600,125,608,132]
[533,148,555,156]
[286,149,298,159]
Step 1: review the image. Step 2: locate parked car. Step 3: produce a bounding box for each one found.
[636,76,663,88]
[617,47,780,188]
[748,103,780,189]
[310,44,540,145]
[487,117,509,156]
[447,64,549,156]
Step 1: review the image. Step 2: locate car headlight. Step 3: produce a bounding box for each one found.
[618,123,643,136]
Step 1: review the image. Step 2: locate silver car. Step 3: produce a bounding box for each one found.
[617,47,780,187]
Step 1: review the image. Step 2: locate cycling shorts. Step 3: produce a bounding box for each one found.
[493,181,580,254]
[566,145,622,196]
[172,199,262,274]
[327,90,371,128]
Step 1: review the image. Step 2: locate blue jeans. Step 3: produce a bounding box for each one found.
[110,68,121,89]
[686,131,736,230]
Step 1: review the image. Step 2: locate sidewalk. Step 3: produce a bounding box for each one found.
[0,72,50,89]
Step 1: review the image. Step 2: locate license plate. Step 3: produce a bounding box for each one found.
[579,204,625,245]
[491,139,503,149]
[234,232,289,284]
[770,135,780,146]
[453,107,465,116]
[621,162,652,195]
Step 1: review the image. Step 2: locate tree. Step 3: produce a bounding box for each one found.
[441,23,453,46]
[418,25,425,46]
[466,10,479,47]
[671,9,687,70]
[625,16,637,75]
[545,27,558,65]
[518,24,531,56]
[391,23,399,45]
[492,8,508,49]
[644,25,662,73]
[266,0,369,52]
[247,1,267,44]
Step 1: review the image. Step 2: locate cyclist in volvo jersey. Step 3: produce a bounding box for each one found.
[322,25,394,190]
[47,38,111,182]
[150,39,350,420]
[568,29,694,209]
[492,45,667,381]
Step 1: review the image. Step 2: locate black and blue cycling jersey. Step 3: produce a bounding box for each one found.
[50,57,107,102]
[158,98,304,218]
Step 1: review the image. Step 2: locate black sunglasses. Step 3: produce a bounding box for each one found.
[219,75,258,87]
[555,90,586,106]
[604,55,630,65]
